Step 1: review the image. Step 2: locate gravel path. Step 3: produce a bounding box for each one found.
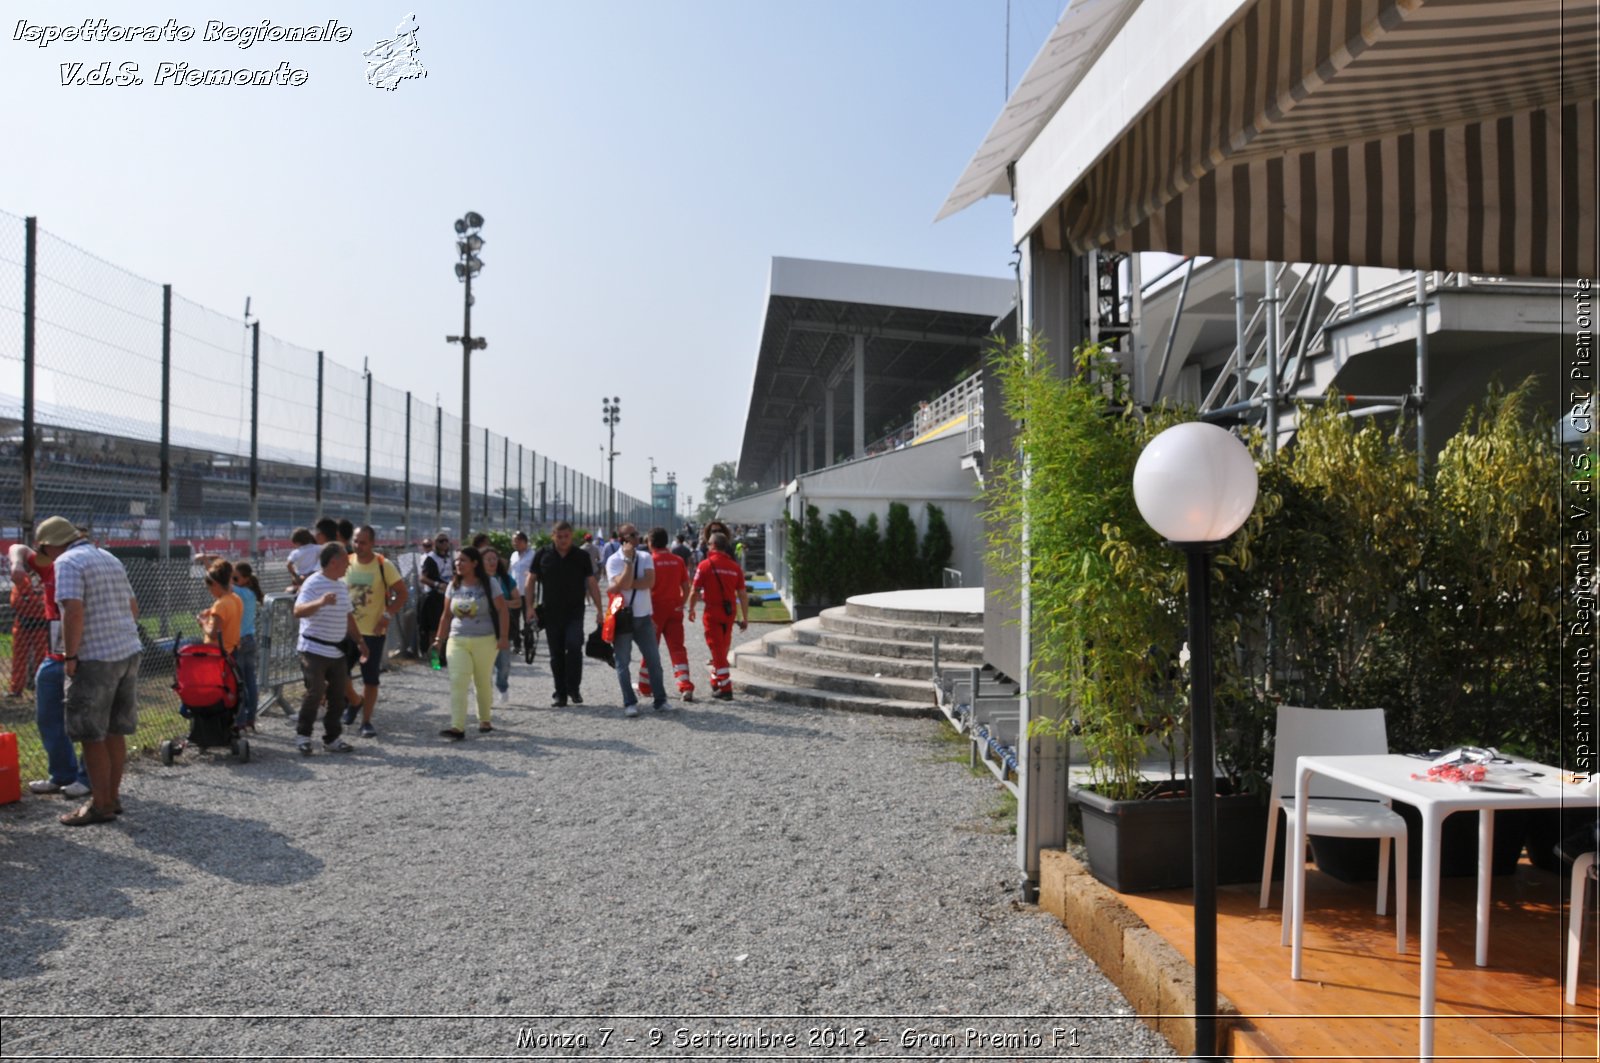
[0,623,1174,1061]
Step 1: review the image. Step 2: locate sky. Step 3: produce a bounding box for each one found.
[1,0,1068,508]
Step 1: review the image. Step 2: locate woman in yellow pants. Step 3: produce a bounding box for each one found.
[433,546,508,739]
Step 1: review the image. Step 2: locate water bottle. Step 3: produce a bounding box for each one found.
[430,647,440,670]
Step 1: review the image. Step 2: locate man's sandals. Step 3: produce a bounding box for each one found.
[60,801,118,826]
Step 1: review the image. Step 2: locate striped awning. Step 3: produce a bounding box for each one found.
[1029,0,1598,277]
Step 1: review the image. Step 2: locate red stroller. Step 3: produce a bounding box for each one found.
[162,642,250,765]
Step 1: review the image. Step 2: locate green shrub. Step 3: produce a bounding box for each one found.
[919,503,954,586]
[884,502,920,589]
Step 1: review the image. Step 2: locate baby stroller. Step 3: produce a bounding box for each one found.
[161,642,249,765]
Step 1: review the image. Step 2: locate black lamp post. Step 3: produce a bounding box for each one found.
[602,396,620,533]
[1132,421,1258,1063]
[446,212,486,541]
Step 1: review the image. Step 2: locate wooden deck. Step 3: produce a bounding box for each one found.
[1116,860,1599,1061]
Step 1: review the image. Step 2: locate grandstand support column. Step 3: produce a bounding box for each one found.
[1263,263,1280,454]
[852,335,866,459]
[795,425,806,476]
[249,321,260,562]
[315,351,325,520]
[824,387,835,468]
[1232,262,1246,406]
[363,363,373,527]
[159,283,172,638]
[805,414,814,473]
[20,216,35,543]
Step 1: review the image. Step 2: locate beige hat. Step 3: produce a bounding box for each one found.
[34,516,82,547]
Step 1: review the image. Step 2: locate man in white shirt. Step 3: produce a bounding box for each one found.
[508,531,535,654]
[293,543,368,755]
[605,523,668,717]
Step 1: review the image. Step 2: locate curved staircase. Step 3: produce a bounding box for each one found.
[731,590,984,717]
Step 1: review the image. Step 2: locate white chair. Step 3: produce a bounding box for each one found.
[1260,706,1408,953]
[1567,850,1596,1004]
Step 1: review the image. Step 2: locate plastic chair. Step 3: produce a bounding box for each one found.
[1260,706,1407,953]
[1568,851,1596,1004]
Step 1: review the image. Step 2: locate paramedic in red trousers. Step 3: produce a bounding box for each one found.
[8,523,91,801]
[606,523,669,717]
[293,543,367,756]
[636,526,695,703]
[49,518,144,826]
[687,531,749,701]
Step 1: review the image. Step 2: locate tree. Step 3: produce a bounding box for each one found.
[696,460,757,523]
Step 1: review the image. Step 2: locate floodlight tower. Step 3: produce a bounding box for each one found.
[602,397,621,533]
[446,211,486,541]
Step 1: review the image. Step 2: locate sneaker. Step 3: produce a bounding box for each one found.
[682,690,695,703]
[341,707,358,726]
[297,737,313,756]
[623,704,639,718]
[359,723,377,738]
[569,691,583,705]
[61,781,92,799]
[323,738,355,754]
[495,689,509,707]
[713,689,733,702]
[27,779,62,795]
[653,702,676,713]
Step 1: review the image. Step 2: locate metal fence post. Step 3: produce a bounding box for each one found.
[21,216,36,541]
[315,350,325,521]
[434,402,442,533]
[403,390,412,548]
[482,425,489,524]
[160,283,172,636]
[250,320,260,561]
[502,434,508,522]
[364,361,373,526]
[517,444,524,526]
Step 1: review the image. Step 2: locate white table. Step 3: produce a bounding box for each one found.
[1289,753,1579,1060]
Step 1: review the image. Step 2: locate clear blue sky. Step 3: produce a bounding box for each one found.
[3,1,1065,506]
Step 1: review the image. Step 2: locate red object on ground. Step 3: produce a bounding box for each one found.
[0,732,20,805]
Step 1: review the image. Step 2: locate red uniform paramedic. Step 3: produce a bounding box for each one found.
[637,527,695,702]
[686,531,749,701]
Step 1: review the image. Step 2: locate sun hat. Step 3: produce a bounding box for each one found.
[34,516,82,547]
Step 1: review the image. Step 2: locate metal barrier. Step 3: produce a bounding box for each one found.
[256,592,302,717]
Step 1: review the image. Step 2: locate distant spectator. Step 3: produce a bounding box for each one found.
[670,533,694,567]
[9,553,49,696]
[336,518,355,555]
[196,558,242,653]
[480,545,521,707]
[8,527,89,800]
[232,562,264,731]
[286,527,318,588]
[418,532,453,666]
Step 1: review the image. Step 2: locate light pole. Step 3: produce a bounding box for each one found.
[648,456,658,529]
[602,397,621,533]
[666,471,677,529]
[446,212,486,542]
[1132,422,1258,1063]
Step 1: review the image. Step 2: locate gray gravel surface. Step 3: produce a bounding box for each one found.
[1,622,1174,1061]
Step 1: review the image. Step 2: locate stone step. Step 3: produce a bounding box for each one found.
[791,617,985,664]
[819,607,983,647]
[730,672,939,719]
[731,646,936,703]
[845,598,985,627]
[768,636,936,681]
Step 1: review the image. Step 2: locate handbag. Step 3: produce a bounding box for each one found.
[584,624,615,666]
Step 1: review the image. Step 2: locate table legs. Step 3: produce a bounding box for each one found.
[1476,809,1494,967]
[1419,811,1442,1060]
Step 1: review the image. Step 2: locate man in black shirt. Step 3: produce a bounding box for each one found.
[525,521,605,707]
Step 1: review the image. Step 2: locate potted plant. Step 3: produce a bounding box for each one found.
[986,338,1275,892]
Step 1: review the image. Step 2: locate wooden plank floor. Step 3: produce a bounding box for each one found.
[1117,860,1600,1061]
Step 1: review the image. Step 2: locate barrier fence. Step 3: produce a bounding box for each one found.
[0,208,661,780]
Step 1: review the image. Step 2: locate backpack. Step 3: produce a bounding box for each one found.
[173,642,240,710]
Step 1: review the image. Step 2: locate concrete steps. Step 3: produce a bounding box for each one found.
[731,590,983,718]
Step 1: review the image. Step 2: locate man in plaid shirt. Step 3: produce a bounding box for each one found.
[41,517,142,827]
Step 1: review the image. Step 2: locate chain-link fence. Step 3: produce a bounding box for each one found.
[0,209,658,781]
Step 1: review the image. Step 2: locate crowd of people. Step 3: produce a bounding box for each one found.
[7,511,752,826]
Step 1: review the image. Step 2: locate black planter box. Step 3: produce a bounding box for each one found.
[1071,780,1275,894]
[792,603,825,621]
[1308,800,1529,882]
